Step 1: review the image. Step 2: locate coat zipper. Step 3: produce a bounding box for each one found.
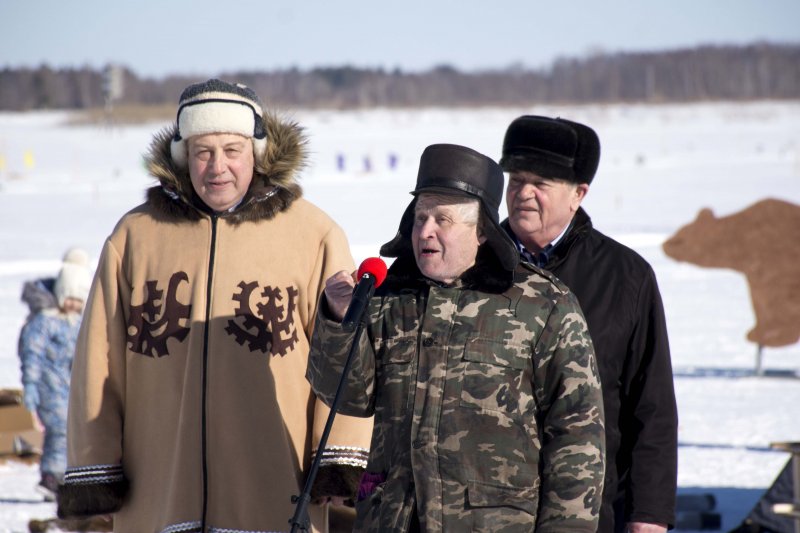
[201,213,218,532]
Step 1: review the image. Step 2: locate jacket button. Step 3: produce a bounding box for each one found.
[422,337,434,347]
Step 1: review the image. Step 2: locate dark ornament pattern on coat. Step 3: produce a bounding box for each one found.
[226,281,299,356]
[127,272,192,357]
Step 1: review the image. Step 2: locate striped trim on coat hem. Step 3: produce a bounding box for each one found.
[160,523,287,533]
[63,464,124,485]
[312,445,369,468]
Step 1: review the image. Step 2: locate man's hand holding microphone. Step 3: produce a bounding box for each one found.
[324,257,387,330]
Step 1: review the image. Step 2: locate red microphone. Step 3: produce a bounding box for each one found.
[357,257,388,288]
[342,257,388,332]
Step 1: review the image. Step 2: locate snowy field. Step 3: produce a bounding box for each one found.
[0,101,799,531]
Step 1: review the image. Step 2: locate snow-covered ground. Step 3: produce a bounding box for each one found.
[0,101,799,532]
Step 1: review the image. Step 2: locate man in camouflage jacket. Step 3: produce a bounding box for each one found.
[307,143,605,532]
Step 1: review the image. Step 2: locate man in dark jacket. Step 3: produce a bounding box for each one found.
[499,116,679,533]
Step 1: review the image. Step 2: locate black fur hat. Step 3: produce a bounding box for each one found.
[499,115,601,184]
[380,144,518,272]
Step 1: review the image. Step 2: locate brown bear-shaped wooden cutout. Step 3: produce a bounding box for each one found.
[662,199,800,367]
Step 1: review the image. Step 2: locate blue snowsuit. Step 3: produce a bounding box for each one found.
[18,307,81,478]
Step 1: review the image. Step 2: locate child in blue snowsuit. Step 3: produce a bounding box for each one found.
[18,248,92,499]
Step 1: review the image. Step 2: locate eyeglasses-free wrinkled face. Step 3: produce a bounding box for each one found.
[187,133,255,212]
[506,170,588,251]
[411,194,486,284]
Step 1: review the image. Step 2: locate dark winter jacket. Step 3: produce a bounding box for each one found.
[504,207,678,532]
[308,252,605,532]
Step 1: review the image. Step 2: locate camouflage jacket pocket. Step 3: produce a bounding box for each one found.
[466,479,538,530]
[373,335,416,364]
[460,337,532,416]
[373,335,416,417]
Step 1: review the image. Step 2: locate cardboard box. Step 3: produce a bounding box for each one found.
[0,390,43,456]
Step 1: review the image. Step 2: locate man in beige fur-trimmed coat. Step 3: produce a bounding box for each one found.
[57,78,373,533]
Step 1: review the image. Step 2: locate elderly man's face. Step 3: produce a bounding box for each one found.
[506,170,588,251]
[411,194,486,284]
[188,133,255,212]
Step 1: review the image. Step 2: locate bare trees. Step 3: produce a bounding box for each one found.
[1,43,798,111]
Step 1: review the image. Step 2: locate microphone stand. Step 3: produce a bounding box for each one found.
[288,312,368,532]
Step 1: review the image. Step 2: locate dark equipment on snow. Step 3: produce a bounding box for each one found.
[728,442,800,533]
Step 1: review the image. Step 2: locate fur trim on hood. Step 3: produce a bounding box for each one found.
[144,111,307,224]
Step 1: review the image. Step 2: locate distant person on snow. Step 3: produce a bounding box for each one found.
[18,247,92,501]
[308,143,605,531]
[498,115,678,533]
[18,249,89,322]
[57,79,373,532]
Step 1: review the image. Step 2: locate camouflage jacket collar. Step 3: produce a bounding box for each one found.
[383,247,512,295]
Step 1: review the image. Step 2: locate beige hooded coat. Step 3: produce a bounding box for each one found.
[58,112,372,532]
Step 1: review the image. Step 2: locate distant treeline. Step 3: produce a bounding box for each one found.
[1,42,799,111]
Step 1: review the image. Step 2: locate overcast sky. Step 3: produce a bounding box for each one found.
[2,0,798,78]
